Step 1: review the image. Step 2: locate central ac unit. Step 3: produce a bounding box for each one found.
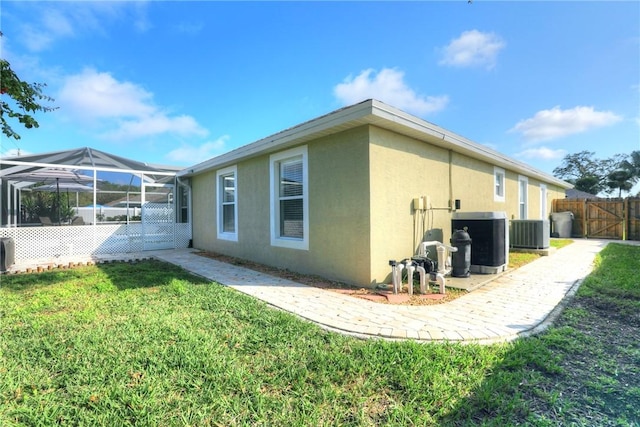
[510,220,550,249]
[452,211,508,274]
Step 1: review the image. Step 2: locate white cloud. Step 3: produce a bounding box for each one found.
[333,68,449,116]
[20,8,76,51]
[21,26,56,52]
[510,106,623,142]
[16,2,149,52]
[439,30,505,70]
[166,136,230,163]
[516,146,567,161]
[104,115,208,140]
[58,68,208,140]
[59,69,155,119]
[43,9,75,37]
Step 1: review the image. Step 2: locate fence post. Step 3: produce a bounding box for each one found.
[623,197,628,241]
[583,200,588,238]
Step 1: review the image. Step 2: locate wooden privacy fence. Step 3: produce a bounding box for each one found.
[552,197,640,241]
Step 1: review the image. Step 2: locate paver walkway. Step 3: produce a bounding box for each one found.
[151,238,612,344]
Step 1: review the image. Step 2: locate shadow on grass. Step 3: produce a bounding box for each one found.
[0,258,211,293]
[0,268,89,291]
[437,243,640,426]
[92,258,211,291]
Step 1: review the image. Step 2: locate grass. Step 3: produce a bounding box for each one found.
[1,243,638,426]
[508,238,574,269]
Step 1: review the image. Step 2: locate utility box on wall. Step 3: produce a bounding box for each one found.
[452,211,508,274]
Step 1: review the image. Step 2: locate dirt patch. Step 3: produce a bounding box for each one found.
[196,251,467,305]
[521,295,640,424]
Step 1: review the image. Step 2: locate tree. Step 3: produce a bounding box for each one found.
[553,150,629,196]
[606,169,634,198]
[0,32,56,140]
[620,150,640,179]
[573,175,601,194]
[553,151,608,194]
[617,150,640,197]
[610,150,640,197]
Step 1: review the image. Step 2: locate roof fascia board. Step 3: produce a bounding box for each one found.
[180,101,375,176]
[181,99,571,189]
[369,100,572,189]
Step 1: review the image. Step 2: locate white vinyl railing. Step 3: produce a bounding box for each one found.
[0,222,191,264]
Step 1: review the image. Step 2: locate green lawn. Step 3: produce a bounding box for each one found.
[1,243,638,426]
[508,238,573,269]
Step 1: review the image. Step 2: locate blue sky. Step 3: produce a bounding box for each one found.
[1,1,638,179]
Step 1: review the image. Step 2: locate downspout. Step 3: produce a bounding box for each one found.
[449,149,454,212]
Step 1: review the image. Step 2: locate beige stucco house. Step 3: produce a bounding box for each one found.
[178,99,571,287]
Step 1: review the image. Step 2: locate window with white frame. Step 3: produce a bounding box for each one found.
[539,184,547,219]
[270,146,308,250]
[217,166,238,241]
[518,175,529,219]
[494,167,505,202]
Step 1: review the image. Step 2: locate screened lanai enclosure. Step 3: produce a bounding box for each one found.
[0,147,191,270]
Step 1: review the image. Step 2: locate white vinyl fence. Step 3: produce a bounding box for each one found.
[0,220,191,267]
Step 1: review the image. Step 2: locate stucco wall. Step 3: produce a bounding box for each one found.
[190,126,373,286]
[307,127,371,284]
[367,126,566,284]
[191,169,216,248]
[191,124,568,287]
[368,126,451,284]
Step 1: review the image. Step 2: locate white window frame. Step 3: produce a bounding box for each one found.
[269,145,309,250]
[216,165,238,242]
[539,184,548,220]
[494,167,506,202]
[518,175,529,219]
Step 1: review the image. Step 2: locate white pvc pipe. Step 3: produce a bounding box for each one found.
[407,263,415,296]
[391,263,399,294]
[434,273,446,294]
[416,266,427,294]
[436,245,446,274]
[419,241,458,275]
[419,241,458,257]
[390,263,396,292]
[394,263,404,294]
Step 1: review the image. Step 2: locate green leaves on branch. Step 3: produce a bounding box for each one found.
[0,58,57,140]
[606,169,634,197]
[553,150,640,197]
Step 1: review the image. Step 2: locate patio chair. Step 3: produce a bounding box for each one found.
[71,216,85,226]
[39,216,54,226]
